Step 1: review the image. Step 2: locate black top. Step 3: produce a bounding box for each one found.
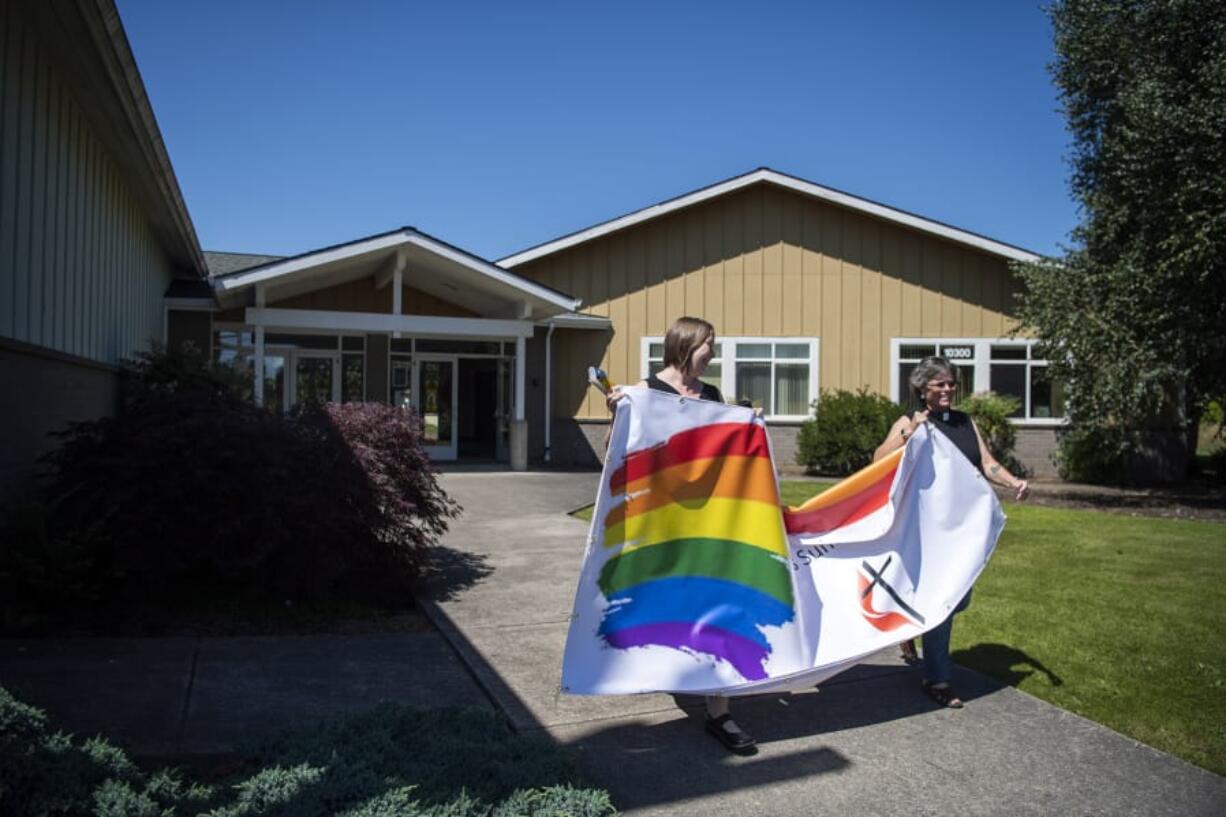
[908,408,983,473]
[647,374,723,403]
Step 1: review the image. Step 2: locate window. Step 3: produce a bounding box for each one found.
[213,329,361,410]
[990,344,1066,419]
[342,354,365,403]
[643,337,819,420]
[891,338,1066,422]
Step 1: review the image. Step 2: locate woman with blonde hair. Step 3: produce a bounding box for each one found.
[606,316,757,754]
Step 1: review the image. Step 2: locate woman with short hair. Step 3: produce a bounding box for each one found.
[606,316,757,754]
[873,355,1030,708]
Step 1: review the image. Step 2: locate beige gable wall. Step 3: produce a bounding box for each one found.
[513,182,1023,420]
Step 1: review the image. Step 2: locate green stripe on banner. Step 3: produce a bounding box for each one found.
[598,537,793,607]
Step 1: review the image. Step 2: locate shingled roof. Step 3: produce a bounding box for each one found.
[203,251,285,278]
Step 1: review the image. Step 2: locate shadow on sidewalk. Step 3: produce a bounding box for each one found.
[425,598,1014,813]
[418,545,494,602]
[952,643,1064,688]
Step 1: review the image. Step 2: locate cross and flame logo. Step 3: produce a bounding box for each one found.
[857,555,926,632]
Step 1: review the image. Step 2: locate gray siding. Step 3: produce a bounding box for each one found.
[0,0,176,366]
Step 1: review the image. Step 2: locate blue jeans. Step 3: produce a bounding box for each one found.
[921,590,972,685]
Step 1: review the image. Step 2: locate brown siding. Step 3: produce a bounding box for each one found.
[513,182,1023,420]
[269,278,479,318]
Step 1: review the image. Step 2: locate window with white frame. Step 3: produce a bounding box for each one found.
[643,337,820,420]
[213,329,366,410]
[891,339,1066,421]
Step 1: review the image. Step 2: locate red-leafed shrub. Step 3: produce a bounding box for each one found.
[17,351,460,611]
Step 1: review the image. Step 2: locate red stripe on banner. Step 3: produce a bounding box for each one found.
[610,422,771,494]
[782,466,894,535]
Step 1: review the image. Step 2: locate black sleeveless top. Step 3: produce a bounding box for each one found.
[647,374,723,403]
[908,408,982,473]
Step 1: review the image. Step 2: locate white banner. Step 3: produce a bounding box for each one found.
[561,388,1005,696]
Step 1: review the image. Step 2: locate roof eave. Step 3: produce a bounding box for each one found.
[212,228,582,314]
[497,168,1043,268]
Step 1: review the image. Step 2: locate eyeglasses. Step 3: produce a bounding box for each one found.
[927,380,958,390]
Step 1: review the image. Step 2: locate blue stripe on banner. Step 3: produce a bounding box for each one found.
[598,576,794,650]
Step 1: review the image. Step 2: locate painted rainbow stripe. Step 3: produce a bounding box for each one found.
[782,447,903,535]
[597,421,791,681]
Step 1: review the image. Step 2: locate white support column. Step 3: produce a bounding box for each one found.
[392,250,405,338]
[511,334,528,470]
[543,322,555,462]
[515,335,526,421]
[253,285,266,407]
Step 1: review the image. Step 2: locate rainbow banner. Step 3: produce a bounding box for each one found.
[562,387,1006,696]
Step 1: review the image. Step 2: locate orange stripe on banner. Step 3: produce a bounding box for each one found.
[605,455,780,528]
[610,422,771,493]
[783,448,902,534]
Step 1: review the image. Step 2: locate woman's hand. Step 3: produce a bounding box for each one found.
[1012,479,1031,502]
[906,409,929,437]
[605,386,627,413]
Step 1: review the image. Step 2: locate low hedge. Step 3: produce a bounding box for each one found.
[795,388,905,475]
[795,388,1029,478]
[0,686,616,817]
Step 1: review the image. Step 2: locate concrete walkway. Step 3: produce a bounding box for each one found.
[427,470,1226,817]
[0,633,491,757]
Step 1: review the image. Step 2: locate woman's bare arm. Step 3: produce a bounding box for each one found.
[874,415,914,462]
[971,419,1030,500]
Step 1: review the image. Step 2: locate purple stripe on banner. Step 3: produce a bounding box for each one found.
[603,621,770,681]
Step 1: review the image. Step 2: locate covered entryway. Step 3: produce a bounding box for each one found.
[201,227,586,469]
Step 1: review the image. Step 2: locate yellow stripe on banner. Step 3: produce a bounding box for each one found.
[609,455,781,526]
[603,497,788,557]
[787,447,903,513]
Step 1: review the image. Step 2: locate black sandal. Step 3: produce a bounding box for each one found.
[705,714,758,754]
[899,639,919,665]
[922,681,964,708]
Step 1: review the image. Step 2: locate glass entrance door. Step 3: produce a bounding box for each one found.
[291,353,340,407]
[415,356,457,460]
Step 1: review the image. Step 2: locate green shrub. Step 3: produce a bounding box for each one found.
[0,686,616,817]
[1055,425,1194,485]
[7,344,461,629]
[0,493,114,632]
[795,388,904,475]
[1204,400,1224,427]
[0,686,213,816]
[959,391,1028,478]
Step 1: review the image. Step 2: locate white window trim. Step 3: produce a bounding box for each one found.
[640,336,820,422]
[889,337,1068,427]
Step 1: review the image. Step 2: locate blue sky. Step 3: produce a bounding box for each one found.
[118,1,1077,261]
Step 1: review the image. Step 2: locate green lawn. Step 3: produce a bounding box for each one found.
[572,481,1226,776]
[955,502,1226,777]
